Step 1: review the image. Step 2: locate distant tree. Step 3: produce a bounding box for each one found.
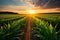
[0,12,18,14]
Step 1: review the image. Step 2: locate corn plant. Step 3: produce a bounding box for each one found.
[0,17,26,40]
[31,18,59,40]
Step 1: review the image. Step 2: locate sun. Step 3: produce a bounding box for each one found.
[28,10,35,14]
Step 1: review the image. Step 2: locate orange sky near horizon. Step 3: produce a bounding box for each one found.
[0,6,60,14]
[0,8,60,14]
[0,0,60,14]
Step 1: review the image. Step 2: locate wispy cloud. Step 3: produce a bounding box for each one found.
[0,5,29,10]
[32,0,60,8]
[0,0,60,13]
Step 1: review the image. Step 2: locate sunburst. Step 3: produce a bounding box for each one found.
[28,10,36,14]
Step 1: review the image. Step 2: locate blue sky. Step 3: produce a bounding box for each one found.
[0,0,27,6]
[0,0,30,11]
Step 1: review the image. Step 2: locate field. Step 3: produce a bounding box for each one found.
[0,14,26,40]
[31,14,60,40]
[0,13,60,40]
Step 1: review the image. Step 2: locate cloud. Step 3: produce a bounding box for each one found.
[0,5,28,10]
[0,0,27,6]
[46,0,60,8]
[0,5,29,14]
[0,0,35,11]
[31,0,60,8]
[0,0,60,13]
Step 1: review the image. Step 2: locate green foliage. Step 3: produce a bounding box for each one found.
[31,18,58,40]
[0,14,26,40]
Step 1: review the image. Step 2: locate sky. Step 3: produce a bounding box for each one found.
[0,0,60,13]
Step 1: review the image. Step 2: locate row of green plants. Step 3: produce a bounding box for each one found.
[0,15,25,23]
[36,16,60,31]
[36,16,60,25]
[0,17,26,40]
[31,17,60,40]
[0,14,25,19]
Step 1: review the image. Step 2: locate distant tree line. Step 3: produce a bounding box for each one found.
[0,12,18,14]
[38,12,60,14]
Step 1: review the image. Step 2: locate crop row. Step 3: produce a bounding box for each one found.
[31,17,60,40]
[0,17,26,40]
[36,16,60,31]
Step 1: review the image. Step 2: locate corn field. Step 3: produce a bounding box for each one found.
[0,13,60,40]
